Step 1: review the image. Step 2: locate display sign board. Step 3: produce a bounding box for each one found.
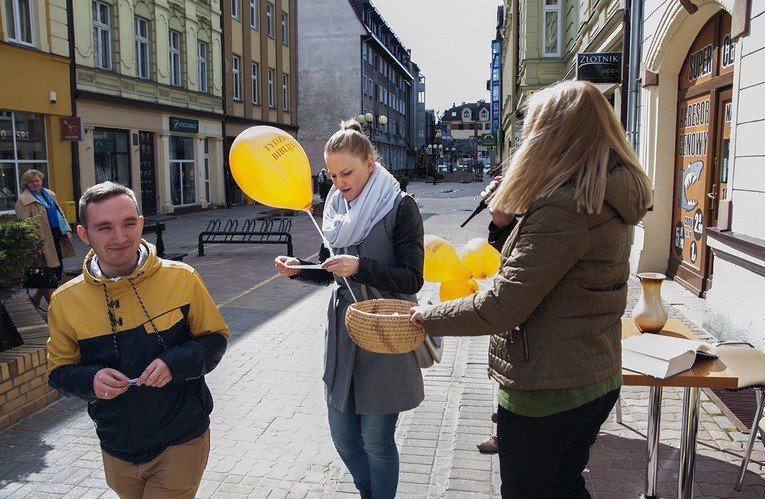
[169,117,199,133]
[480,133,496,147]
[60,117,82,141]
[576,52,621,84]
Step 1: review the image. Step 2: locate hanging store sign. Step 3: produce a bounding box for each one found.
[576,52,621,84]
[59,117,82,141]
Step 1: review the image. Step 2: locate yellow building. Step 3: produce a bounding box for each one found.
[0,0,74,214]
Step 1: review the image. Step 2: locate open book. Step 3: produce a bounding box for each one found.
[622,334,717,379]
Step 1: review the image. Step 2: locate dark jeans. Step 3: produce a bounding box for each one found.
[497,388,620,499]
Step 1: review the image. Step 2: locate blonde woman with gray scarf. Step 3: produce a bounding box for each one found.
[275,119,424,499]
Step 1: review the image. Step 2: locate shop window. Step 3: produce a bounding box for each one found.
[169,136,196,206]
[0,111,47,212]
[93,128,130,187]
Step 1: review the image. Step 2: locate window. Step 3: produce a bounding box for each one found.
[266,3,273,37]
[169,30,181,86]
[135,17,150,79]
[250,0,258,29]
[93,1,112,69]
[232,55,241,100]
[169,136,196,206]
[267,68,275,108]
[281,12,288,45]
[282,74,289,111]
[6,0,34,45]
[251,62,260,104]
[462,109,471,120]
[197,41,208,93]
[231,0,240,20]
[543,0,561,57]
[93,128,131,186]
[0,111,47,212]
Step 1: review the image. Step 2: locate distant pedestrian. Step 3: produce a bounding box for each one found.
[46,181,229,499]
[275,118,425,499]
[411,80,654,498]
[15,168,76,311]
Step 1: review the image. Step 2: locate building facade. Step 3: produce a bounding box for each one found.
[223,0,298,205]
[73,1,226,215]
[440,101,492,171]
[0,0,75,216]
[501,0,765,347]
[635,0,764,347]
[297,0,420,179]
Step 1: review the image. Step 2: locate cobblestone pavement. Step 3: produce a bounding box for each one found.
[0,179,763,498]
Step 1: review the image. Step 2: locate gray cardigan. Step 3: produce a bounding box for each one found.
[298,193,425,414]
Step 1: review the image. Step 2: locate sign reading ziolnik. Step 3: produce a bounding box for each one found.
[576,52,621,84]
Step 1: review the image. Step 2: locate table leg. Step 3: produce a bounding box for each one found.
[642,386,663,498]
[678,387,699,498]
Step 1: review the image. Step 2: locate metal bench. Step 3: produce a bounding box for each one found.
[197,218,293,257]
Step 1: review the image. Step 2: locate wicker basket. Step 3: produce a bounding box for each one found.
[345,298,425,354]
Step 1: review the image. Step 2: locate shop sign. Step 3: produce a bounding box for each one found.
[169,117,199,133]
[480,133,496,147]
[60,117,82,141]
[576,52,621,84]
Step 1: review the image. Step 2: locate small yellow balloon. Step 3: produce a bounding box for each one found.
[229,126,313,211]
[423,235,473,282]
[460,238,502,280]
[439,278,480,301]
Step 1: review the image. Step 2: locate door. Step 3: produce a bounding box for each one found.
[138,131,157,215]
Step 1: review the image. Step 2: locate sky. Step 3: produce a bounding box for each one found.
[371,0,502,114]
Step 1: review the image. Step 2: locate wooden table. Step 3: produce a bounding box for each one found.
[621,319,738,499]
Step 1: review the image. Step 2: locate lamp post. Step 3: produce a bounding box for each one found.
[449,147,456,173]
[356,113,388,141]
[427,143,443,185]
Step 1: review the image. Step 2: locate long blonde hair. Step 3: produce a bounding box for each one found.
[489,80,653,215]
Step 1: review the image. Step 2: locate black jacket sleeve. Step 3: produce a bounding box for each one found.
[353,196,424,294]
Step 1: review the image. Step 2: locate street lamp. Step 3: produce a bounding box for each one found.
[449,147,456,173]
[427,143,443,185]
[356,113,388,141]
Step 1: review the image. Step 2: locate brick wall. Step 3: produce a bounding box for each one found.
[0,298,59,431]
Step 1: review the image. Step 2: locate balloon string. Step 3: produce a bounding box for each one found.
[302,209,359,303]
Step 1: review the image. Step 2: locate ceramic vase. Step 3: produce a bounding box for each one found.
[632,272,668,333]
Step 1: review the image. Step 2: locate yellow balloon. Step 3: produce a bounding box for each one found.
[423,235,472,282]
[439,278,479,301]
[460,238,502,280]
[229,126,313,210]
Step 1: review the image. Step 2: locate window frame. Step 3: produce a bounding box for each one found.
[266,3,274,38]
[169,29,182,87]
[281,12,288,45]
[231,0,240,20]
[6,0,34,46]
[197,41,209,93]
[92,1,112,70]
[135,17,150,79]
[232,55,242,101]
[251,62,260,104]
[267,68,275,108]
[281,74,289,111]
[542,0,561,58]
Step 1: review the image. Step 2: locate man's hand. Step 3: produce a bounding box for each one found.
[93,367,130,400]
[138,359,173,388]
